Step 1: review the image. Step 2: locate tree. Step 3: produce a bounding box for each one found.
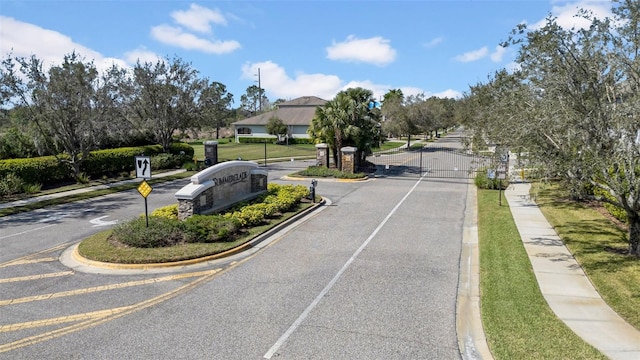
[239,85,269,116]
[265,116,288,141]
[464,0,640,256]
[381,89,408,141]
[130,57,206,152]
[308,87,380,168]
[197,81,234,139]
[0,52,129,179]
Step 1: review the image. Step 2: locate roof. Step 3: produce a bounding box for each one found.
[277,96,327,107]
[232,96,327,127]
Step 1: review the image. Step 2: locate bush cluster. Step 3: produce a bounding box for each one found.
[238,137,278,144]
[0,173,41,197]
[593,187,628,224]
[297,166,366,179]
[474,169,508,190]
[150,204,178,219]
[237,137,315,145]
[113,216,184,248]
[0,142,194,190]
[223,184,309,226]
[110,183,311,248]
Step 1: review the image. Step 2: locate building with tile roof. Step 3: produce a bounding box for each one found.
[232,96,327,143]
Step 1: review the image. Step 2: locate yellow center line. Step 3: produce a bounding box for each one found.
[0,268,222,353]
[0,257,58,268]
[0,271,74,284]
[0,269,219,306]
[0,305,135,332]
[0,242,71,268]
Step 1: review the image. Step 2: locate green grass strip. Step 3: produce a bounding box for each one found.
[532,182,640,329]
[478,189,605,359]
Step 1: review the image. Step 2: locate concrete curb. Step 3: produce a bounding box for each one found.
[457,181,494,360]
[65,198,327,272]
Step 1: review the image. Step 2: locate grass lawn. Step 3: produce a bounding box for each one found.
[531,182,640,329]
[78,201,316,264]
[189,141,316,163]
[478,188,605,359]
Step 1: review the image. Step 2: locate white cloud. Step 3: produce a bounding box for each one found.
[454,47,489,63]
[241,61,342,100]
[240,61,457,101]
[123,48,163,64]
[532,0,613,30]
[151,25,240,54]
[0,16,128,74]
[341,80,391,100]
[423,37,444,49]
[171,4,227,33]
[490,45,507,62]
[326,35,397,66]
[430,89,462,99]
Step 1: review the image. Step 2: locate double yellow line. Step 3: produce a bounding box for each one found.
[0,268,221,353]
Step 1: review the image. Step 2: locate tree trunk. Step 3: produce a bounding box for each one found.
[629,212,640,256]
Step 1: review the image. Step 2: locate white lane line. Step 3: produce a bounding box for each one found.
[264,175,425,359]
[0,224,56,240]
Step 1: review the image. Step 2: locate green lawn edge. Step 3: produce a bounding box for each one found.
[531,182,640,329]
[478,188,605,359]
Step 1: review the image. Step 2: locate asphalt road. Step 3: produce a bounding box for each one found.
[1,156,470,359]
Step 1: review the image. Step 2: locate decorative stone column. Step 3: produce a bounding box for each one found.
[315,143,329,168]
[204,140,218,166]
[340,146,357,174]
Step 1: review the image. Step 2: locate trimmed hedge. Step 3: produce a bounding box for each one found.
[237,136,314,145]
[0,142,194,186]
[238,137,278,144]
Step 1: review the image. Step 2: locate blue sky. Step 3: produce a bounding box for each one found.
[0,0,614,103]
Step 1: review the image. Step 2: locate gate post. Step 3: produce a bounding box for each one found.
[340,146,357,173]
[315,143,329,168]
[204,140,218,166]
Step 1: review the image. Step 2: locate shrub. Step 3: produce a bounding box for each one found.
[0,156,71,185]
[22,182,42,194]
[0,173,26,195]
[108,182,311,249]
[110,216,184,248]
[151,204,179,220]
[238,137,277,144]
[183,215,239,243]
[593,187,628,223]
[297,166,366,179]
[474,169,507,190]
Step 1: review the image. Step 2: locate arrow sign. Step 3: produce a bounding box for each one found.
[135,156,151,179]
[90,216,118,227]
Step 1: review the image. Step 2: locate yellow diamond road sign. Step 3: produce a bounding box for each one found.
[137,180,152,198]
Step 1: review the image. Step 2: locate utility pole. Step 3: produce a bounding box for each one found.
[255,67,262,112]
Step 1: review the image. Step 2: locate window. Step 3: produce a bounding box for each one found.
[237,127,251,135]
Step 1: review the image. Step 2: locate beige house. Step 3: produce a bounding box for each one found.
[232,96,327,143]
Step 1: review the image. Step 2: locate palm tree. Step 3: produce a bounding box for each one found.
[309,87,380,170]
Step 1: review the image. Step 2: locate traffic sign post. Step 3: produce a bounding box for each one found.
[135,156,152,179]
[496,147,509,206]
[137,180,153,227]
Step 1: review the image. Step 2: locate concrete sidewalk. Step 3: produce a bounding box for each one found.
[506,183,640,360]
[0,169,187,211]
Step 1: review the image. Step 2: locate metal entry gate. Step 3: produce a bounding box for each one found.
[368,146,491,179]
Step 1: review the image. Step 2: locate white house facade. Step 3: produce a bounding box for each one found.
[232,96,327,143]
